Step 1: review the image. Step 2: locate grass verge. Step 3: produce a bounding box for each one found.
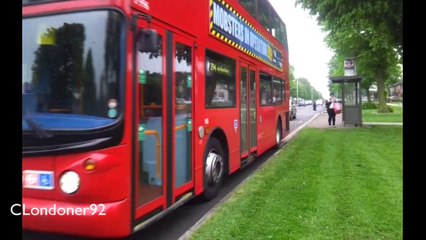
[191,126,402,240]
[363,105,403,123]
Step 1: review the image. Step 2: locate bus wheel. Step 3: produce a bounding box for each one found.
[275,121,282,149]
[202,137,224,201]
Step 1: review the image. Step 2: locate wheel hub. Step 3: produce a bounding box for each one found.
[205,151,223,184]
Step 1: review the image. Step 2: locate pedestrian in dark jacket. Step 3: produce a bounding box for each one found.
[325,93,336,127]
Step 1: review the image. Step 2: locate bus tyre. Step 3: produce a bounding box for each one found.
[275,121,282,149]
[202,137,224,201]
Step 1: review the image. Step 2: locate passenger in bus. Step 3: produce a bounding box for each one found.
[205,80,217,106]
[260,86,269,105]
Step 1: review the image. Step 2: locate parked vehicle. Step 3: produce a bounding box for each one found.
[388,95,401,102]
[315,99,323,105]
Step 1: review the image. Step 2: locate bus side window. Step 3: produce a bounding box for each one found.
[259,72,272,106]
[138,36,163,118]
[272,78,284,105]
[205,50,236,108]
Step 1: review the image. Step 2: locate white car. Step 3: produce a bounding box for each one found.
[315,99,323,105]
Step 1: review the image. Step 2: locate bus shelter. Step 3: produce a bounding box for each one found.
[330,76,363,127]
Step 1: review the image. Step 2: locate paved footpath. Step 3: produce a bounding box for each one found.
[307,111,403,128]
[307,111,344,129]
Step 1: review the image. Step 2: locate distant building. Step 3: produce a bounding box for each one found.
[389,82,403,99]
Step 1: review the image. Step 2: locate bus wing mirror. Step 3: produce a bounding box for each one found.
[138,29,158,53]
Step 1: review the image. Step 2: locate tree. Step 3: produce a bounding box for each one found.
[296,0,402,56]
[328,50,401,103]
[297,0,402,112]
[296,77,313,100]
[289,65,298,97]
[326,26,400,111]
[290,65,324,101]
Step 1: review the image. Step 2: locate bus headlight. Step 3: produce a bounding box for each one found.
[59,171,80,194]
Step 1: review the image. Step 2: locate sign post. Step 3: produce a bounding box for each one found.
[344,58,356,76]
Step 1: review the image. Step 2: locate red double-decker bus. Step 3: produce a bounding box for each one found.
[22,0,289,237]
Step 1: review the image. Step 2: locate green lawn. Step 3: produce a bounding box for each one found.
[191,126,402,240]
[363,105,403,123]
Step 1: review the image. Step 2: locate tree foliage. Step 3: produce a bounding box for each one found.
[296,0,402,112]
[291,77,322,101]
[289,65,297,97]
[296,0,402,55]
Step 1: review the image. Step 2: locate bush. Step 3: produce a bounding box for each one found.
[363,102,378,109]
[363,102,394,112]
[377,105,394,113]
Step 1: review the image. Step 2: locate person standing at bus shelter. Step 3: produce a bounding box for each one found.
[325,93,336,127]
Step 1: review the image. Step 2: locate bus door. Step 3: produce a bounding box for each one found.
[171,34,194,202]
[133,21,194,228]
[240,62,257,158]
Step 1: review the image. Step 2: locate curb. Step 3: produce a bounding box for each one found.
[177,184,237,240]
[283,112,322,142]
[363,122,403,126]
[178,113,322,240]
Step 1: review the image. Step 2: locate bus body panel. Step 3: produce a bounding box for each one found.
[202,108,241,174]
[22,197,131,238]
[22,146,132,237]
[23,146,131,203]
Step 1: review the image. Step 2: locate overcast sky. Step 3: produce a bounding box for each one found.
[269,0,334,98]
